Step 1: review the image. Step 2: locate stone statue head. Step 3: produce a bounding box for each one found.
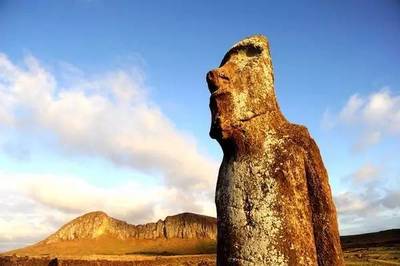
[206,35,280,146]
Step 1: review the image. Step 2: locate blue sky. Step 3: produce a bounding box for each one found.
[0,0,399,251]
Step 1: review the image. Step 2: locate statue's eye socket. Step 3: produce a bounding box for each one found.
[220,45,262,67]
[245,46,262,57]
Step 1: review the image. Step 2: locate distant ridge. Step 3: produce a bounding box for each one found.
[340,229,400,249]
[42,211,216,244]
[5,211,217,256]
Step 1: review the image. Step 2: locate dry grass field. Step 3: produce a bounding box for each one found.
[4,237,216,257]
[343,247,400,265]
[2,248,400,265]
[0,254,215,266]
[1,229,399,265]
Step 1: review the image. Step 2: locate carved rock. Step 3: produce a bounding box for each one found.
[207,35,344,265]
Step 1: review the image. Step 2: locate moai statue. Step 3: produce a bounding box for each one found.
[206,35,344,265]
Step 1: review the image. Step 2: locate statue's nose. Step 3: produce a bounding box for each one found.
[206,70,218,94]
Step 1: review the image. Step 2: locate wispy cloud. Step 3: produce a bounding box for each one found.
[335,162,400,235]
[351,163,380,184]
[0,53,218,190]
[324,88,400,151]
[335,187,400,235]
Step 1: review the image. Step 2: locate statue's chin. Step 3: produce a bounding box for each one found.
[210,126,231,142]
[209,127,221,140]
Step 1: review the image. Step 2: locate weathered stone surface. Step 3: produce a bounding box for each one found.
[43,211,216,243]
[206,35,344,265]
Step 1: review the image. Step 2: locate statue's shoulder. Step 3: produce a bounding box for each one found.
[280,123,324,164]
[280,122,315,150]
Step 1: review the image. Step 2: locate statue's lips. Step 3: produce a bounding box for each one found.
[210,91,229,117]
[209,91,232,135]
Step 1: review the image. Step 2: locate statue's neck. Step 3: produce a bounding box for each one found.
[220,112,287,159]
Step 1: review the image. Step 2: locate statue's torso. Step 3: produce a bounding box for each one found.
[216,130,318,265]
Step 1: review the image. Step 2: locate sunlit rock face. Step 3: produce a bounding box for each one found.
[43,211,217,243]
[207,35,344,266]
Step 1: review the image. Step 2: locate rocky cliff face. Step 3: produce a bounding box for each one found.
[43,211,216,244]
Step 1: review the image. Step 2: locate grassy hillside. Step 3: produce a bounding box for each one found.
[341,229,400,249]
[4,237,216,256]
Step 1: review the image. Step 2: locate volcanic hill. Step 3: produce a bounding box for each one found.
[6,211,217,256]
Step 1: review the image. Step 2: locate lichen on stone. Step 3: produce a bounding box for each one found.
[207,35,344,265]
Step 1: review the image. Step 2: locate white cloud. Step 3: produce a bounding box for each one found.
[339,94,364,123]
[334,162,400,235]
[335,187,400,235]
[21,173,213,222]
[335,191,369,215]
[0,173,66,251]
[381,190,400,209]
[339,89,400,128]
[351,163,380,183]
[0,53,218,190]
[331,88,400,150]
